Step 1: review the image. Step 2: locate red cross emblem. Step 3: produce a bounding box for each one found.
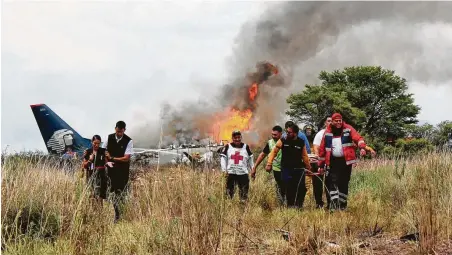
[231,151,243,164]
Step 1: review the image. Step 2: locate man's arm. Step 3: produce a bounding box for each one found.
[318,134,327,167]
[301,146,311,171]
[246,144,255,170]
[82,150,91,168]
[254,152,267,169]
[220,156,227,172]
[254,143,270,169]
[220,145,229,172]
[312,130,324,156]
[266,139,282,167]
[299,132,311,154]
[349,126,366,149]
[111,140,133,163]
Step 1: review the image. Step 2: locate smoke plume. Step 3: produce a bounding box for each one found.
[133,2,452,148]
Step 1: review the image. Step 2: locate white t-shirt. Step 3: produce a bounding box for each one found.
[332,137,344,157]
[313,129,326,146]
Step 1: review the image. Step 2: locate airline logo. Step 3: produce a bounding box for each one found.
[46,129,74,153]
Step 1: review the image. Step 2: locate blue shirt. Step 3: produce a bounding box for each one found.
[281,131,311,154]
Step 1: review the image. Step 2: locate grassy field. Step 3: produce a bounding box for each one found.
[1,152,452,254]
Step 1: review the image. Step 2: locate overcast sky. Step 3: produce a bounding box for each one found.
[2,2,452,153]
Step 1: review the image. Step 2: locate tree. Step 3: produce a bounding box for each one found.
[286,66,420,139]
[404,123,436,141]
[432,120,452,147]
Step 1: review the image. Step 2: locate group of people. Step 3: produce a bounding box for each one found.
[81,121,133,222]
[81,114,375,224]
[220,113,376,210]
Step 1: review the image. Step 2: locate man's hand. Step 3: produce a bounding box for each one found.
[105,151,111,159]
[250,168,256,180]
[360,148,366,156]
[265,165,272,172]
[369,148,376,157]
[89,153,94,162]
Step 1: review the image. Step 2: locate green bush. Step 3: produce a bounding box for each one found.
[381,138,434,157]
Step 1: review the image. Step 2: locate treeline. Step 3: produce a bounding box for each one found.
[286,66,452,156]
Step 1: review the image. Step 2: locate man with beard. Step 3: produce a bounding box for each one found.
[318,113,375,210]
[250,125,285,204]
[220,130,254,202]
[266,122,311,209]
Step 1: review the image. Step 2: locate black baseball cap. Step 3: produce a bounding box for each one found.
[232,130,241,136]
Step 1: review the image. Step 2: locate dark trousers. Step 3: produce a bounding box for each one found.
[325,157,352,210]
[226,174,249,201]
[107,166,130,221]
[273,170,285,205]
[310,163,325,208]
[282,169,307,209]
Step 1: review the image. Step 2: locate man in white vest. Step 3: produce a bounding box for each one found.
[220,130,254,202]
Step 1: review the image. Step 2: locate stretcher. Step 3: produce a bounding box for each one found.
[305,154,324,176]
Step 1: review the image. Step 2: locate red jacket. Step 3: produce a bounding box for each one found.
[318,122,366,167]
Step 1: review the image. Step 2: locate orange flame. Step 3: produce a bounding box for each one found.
[248,83,258,101]
[214,108,253,142]
[211,62,278,143]
[267,63,278,75]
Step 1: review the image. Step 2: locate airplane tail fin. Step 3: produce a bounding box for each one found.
[30,104,91,155]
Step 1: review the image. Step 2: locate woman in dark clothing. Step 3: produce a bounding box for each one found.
[82,135,109,205]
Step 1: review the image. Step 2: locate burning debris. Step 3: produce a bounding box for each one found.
[213,61,280,143]
[132,2,452,149]
[144,61,282,147]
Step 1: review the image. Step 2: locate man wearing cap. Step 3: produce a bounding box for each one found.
[266,122,311,209]
[318,113,375,210]
[220,130,254,202]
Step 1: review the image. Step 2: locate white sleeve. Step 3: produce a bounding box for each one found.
[248,154,255,170]
[220,156,227,172]
[313,130,325,146]
[125,140,134,155]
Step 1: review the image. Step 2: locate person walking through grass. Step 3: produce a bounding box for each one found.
[318,113,375,210]
[250,125,285,205]
[220,130,254,203]
[266,122,311,209]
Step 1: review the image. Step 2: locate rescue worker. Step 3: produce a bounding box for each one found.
[313,117,332,155]
[282,122,312,200]
[104,121,133,222]
[318,113,375,210]
[82,135,108,206]
[266,122,311,209]
[250,125,285,204]
[282,121,311,154]
[220,130,254,202]
[303,124,324,208]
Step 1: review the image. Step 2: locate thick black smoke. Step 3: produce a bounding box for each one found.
[133,2,452,147]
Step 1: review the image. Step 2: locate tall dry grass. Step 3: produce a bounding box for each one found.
[1,151,452,254]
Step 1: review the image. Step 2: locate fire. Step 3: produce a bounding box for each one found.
[248,83,258,101]
[214,108,253,142]
[212,61,279,143]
